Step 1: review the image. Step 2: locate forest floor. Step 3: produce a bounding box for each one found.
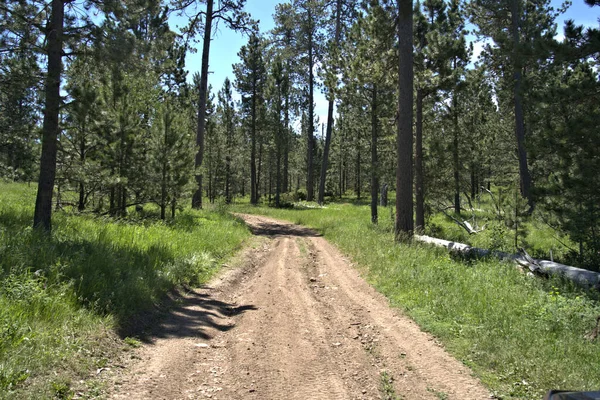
[107,214,490,400]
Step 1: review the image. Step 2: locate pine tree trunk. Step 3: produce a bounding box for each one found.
[225,146,231,204]
[271,150,275,203]
[306,7,315,202]
[283,142,289,193]
[257,136,263,202]
[161,166,167,220]
[33,0,64,231]
[355,148,361,200]
[276,145,281,207]
[192,0,213,209]
[78,122,86,211]
[250,71,258,204]
[283,64,291,194]
[453,93,460,215]
[370,85,379,224]
[470,162,476,200]
[511,0,533,211]
[121,186,127,216]
[415,88,425,231]
[78,182,85,212]
[395,0,414,240]
[318,0,342,205]
[338,114,344,198]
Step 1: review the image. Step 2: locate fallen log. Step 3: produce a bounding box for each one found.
[414,235,600,290]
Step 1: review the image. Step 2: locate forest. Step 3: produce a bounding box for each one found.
[1,0,600,267]
[1,0,600,398]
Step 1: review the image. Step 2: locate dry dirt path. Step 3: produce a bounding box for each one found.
[109,214,490,400]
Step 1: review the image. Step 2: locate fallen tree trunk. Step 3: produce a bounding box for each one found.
[414,235,600,290]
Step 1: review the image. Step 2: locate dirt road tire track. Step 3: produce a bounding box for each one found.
[109,214,489,399]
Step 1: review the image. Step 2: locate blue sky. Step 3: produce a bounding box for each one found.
[174,0,599,126]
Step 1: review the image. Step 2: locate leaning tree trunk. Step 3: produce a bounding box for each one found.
[192,0,214,209]
[370,85,379,224]
[318,0,343,205]
[395,0,414,240]
[33,0,64,231]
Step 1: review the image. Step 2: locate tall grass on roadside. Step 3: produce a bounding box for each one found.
[233,202,600,400]
[0,182,250,398]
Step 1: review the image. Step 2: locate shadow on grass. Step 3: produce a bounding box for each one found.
[0,207,253,338]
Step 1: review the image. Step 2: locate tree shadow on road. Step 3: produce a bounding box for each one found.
[120,288,257,343]
[246,220,320,238]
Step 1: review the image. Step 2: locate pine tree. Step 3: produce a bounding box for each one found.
[175,0,253,209]
[290,0,326,201]
[469,0,560,212]
[0,37,40,181]
[234,32,267,205]
[266,56,289,207]
[218,78,237,204]
[62,57,102,211]
[317,0,358,204]
[342,0,396,223]
[413,0,469,229]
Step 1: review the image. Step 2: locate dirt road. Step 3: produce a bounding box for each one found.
[110,214,490,399]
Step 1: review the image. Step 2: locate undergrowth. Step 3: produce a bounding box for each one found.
[423,192,577,267]
[232,201,600,400]
[0,182,250,398]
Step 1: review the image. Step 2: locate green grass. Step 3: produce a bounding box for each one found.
[232,201,600,399]
[380,370,402,400]
[424,193,577,266]
[0,182,250,398]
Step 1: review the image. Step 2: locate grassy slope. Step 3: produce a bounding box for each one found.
[0,183,250,399]
[232,202,600,400]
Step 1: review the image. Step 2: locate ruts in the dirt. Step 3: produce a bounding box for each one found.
[110,214,490,400]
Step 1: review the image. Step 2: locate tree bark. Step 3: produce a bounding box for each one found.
[306,7,315,201]
[34,0,64,231]
[415,88,424,231]
[510,0,533,211]
[250,84,257,204]
[192,0,213,209]
[283,62,291,194]
[380,183,388,207]
[225,129,232,204]
[370,85,378,224]
[355,141,361,200]
[161,165,167,220]
[395,0,414,240]
[470,162,476,200]
[337,110,345,198]
[318,0,342,205]
[276,142,281,207]
[256,130,263,202]
[453,92,460,215]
